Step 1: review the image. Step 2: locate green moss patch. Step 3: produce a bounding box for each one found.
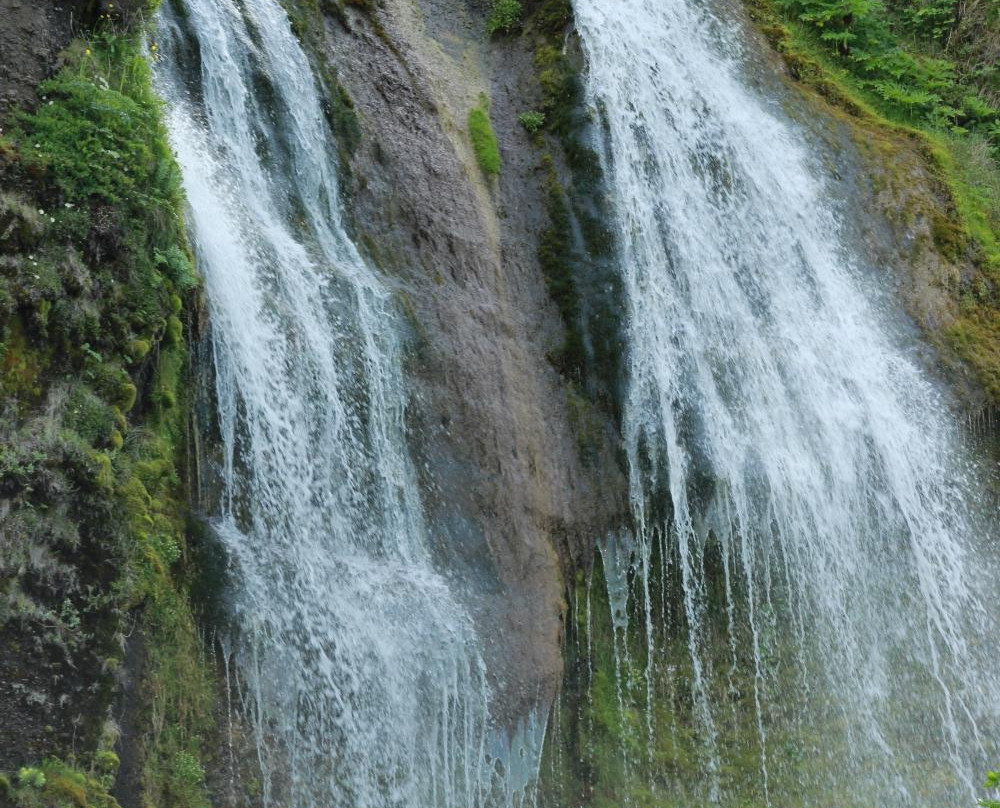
[487,0,524,36]
[4,759,120,808]
[468,98,501,176]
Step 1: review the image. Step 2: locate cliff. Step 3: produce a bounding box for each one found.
[0,0,996,805]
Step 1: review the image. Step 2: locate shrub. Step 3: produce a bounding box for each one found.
[20,76,164,207]
[166,750,207,808]
[468,102,501,176]
[94,750,120,777]
[17,767,46,789]
[518,110,546,133]
[487,0,523,36]
[154,246,197,291]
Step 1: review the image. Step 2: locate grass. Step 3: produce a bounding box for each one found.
[4,758,121,808]
[468,98,501,176]
[518,110,546,133]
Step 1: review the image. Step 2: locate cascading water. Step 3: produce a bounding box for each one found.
[152,2,522,806]
[568,0,1000,803]
[147,0,999,802]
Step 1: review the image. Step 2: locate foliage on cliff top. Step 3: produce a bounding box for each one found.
[774,0,1000,139]
[1,21,214,808]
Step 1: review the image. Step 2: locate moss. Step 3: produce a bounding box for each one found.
[5,759,121,808]
[165,315,183,346]
[519,5,626,401]
[530,0,573,37]
[323,80,362,156]
[945,307,1000,400]
[0,317,47,401]
[128,338,151,361]
[104,369,137,413]
[468,99,501,176]
[565,383,604,463]
[277,0,363,158]
[46,774,87,807]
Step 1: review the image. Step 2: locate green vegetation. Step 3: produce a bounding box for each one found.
[538,540,966,807]
[537,554,774,807]
[776,0,999,137]
[518,110,546,133]
[1,15,214,808]
[4,759,121,808]
[468,97,501,176]
[745,0,1000,404]
[982,768,1000,808]
[487,0,524,36]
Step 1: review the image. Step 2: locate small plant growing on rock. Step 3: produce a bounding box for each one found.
[518,110,545,133]
[94,749,120,778]
[468,97,501,176]
[487,0,523,36]
[17,767,46,789]
[981,767,1000,808]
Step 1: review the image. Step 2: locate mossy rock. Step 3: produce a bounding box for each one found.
[128,338,151,361]
[0,193,47,252]
[165,315,183,346]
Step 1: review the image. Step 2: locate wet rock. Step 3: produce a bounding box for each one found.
[310,0,628,723]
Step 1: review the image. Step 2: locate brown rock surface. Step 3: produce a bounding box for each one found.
[309,0,627,722]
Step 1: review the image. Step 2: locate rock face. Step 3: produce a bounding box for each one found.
[307,0,628,720]
[0,0,79,117]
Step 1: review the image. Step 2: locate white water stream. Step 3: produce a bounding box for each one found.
[152,2,522,805]
[574,0,1000,803]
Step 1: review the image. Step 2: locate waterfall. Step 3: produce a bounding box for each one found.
[573,0,1000,803]
[152,2,517,806]
[147,0,1000,802]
